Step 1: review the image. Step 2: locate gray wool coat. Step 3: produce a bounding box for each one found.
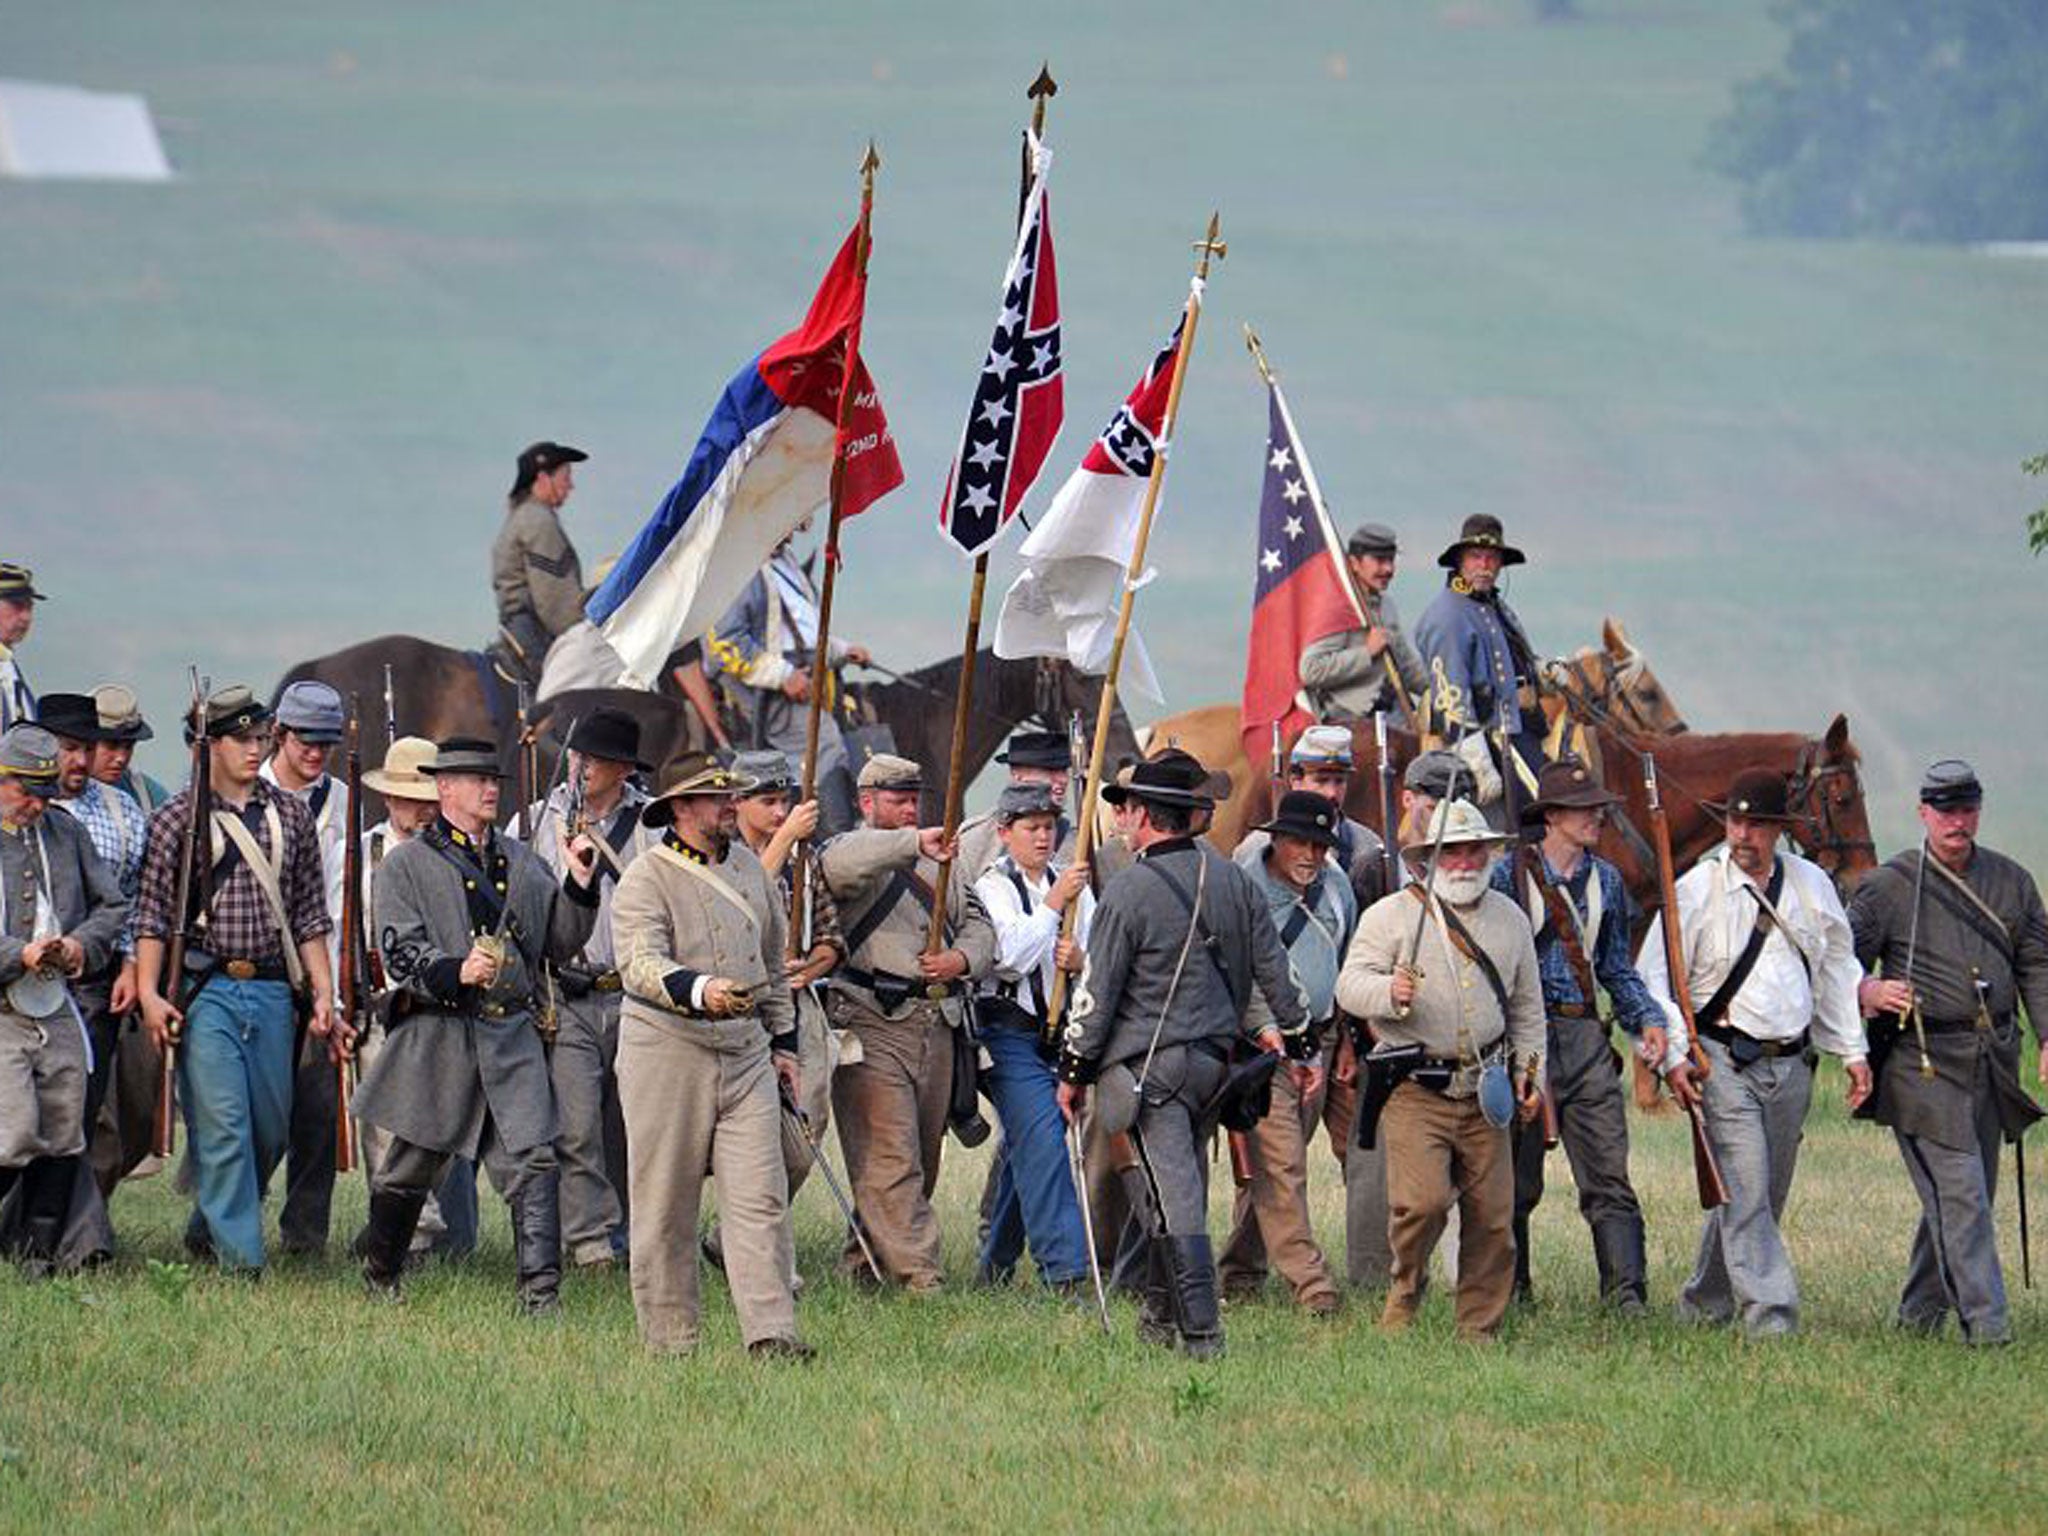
[0,812,128,1021]
[356,827,597,1158]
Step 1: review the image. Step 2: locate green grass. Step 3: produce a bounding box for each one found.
[6,1059,2046,1532]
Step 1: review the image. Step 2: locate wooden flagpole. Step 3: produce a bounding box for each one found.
[925,65,1058,956]
[1043,214,1227,1033]
[1243,324,1418,735]
[796,142,881,809]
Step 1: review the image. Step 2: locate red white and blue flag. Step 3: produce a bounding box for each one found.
[939,132,1063,556]
[1240,378,1363,752]
[992,318,1183,705]
[577,223,902,689]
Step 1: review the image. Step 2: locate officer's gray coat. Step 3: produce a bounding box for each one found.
[357,829,597,1158]
[0,811,127,1019]
[1849,846,2048,1149]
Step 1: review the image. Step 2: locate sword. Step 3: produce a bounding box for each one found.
[1066,1116,1112,1333]
[779,1080,883,1284]
[1395,720,1473,1018]
[2018,1136,2032,1291]
[1902,841,1934,1078]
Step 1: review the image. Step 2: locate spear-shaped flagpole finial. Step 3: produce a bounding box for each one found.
[860,139,881,180]
[1028,62,1058,102]
[1244,322,1274,385]
[1193,212,1226,277]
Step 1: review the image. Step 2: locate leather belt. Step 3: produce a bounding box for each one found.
[591,971,623,994]
[1549,1002,1595,1021]
[1920,1015,1997,1035]
[477,997,534,1021]
[1698,1020,1809,1059]
[221,959,289,983]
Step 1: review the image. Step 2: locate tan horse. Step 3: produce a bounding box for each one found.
[1145,617,1688,849]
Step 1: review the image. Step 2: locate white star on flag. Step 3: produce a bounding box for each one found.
[1283,515,1303,539]
[968,438,1002,470]
[1269,445,1293,473]
[960,484,997,516]
[984,347,1016,382]
[979,397,1013,429]
[1260,548,1282,572]
[1282,478,1306,504]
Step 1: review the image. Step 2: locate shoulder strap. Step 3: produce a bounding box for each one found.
[1920,851,2017,969]
[213,805,305,987]
[1144,856,1241,1005]
[842,869,918,958]
[1694,858,1786,1031]
[1428,891,1513,1024]
[650,845,762,938]
[1520,846,1598,1011]
[421,827,508,931]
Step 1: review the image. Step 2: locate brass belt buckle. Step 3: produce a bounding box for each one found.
[225,959,258,981]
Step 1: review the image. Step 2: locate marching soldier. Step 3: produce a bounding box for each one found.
[1297,522,1426,723]
[705,531,871,835]
[972,782,1093,1292]
[355,737,600,1313]
[821,753,994,1291]
[1492,759,1668,1311]
[1848,759,2048,1345]
[1412,515,1545,808]
[1054,749,1311,1358]
[89,684,170,812]
[1239,725,1389,911]
[491,441,589,685]
[1336,800,1545,1341]
[526,707,657,1270]
[611,755,813,1359]
[1222,789,1354,1315]
[955,730,1076,882]
[0,724,126,1278]
[0,563,42,733]
[1640,767,1871,1339]
[133,688,338,1275]
[261,680,351,1258]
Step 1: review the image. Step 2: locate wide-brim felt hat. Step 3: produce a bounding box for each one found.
[1437,513,1526,570]
[363,736,442,802]
[34,693,104,744]
[1400,797,1514,858]
[419,736,506,779]
[564,706,650,770]
[1705,767,1794,824]
[996,731,1071,771]
[640,754,758,824]
[1101,747,1227,809]
[1256,790,1343,850]
[0,562,46,602]
[90,684,153,743]
[1521,758,1620,823]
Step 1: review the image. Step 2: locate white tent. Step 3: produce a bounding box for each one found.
[0,79,172,180]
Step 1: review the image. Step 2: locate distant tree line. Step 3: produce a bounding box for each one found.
[1708,0,2048,241]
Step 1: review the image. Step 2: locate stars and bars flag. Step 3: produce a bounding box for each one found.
[991,318,1184,705]
[1239,376,1365,751]
[938,132,1063,556]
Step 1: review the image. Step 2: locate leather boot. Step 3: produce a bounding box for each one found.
[19,1156,77,1282]
[513,1169,563,1317]
[363,1187,430,1301]
[1511,1212,1534,1304]
[1136,1237,1177,1349]
[1592,1215,1648,1315]
[1167,1233,1225,1361]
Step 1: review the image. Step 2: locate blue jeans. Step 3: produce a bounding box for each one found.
[976,1023,1088,1285]
[180,977,296,1271]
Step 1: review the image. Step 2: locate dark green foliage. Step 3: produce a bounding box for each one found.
[1708,0,2048,240]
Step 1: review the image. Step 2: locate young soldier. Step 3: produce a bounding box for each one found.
[355,738,599,1313]
[134,688,337,1275]
[612,756,812,1359]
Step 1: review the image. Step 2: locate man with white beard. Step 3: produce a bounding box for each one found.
[1336,800,1544,1341]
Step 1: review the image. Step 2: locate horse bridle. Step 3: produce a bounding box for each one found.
[1786,740,1877,876]
[1544,651,1663,745]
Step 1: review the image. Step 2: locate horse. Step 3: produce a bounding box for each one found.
[1147,617,1689,850]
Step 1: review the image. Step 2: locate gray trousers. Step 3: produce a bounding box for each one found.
[1344,1138,1394,1287]
[280,1019,338,1253]
[1127,1051,1228,1237]
[376,1131,554,1206]
[551,989,626,1264]
[1894,1073,2009,1343]
[1513,1019,1642,1264]
[1680,1038,1812,1338]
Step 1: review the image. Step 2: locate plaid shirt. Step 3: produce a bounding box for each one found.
[56,777,149,956]
[135,779,332,963]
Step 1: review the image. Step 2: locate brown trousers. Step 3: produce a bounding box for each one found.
[1219,1065,1339,1306]
[618,1016,797,1354]
[1380,1080,1515,1340]
[830,1004,950,1288]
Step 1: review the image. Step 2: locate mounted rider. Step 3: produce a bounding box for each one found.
[491,441,589,687]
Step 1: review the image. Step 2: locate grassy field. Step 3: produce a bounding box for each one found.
[5,1057,2046,1532]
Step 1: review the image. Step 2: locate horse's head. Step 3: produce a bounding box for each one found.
[1548,618,1687,741]
[1027,657,1142,769]
[1788,713,1877,894]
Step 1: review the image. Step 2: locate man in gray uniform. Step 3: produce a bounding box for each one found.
[0,724,127,1278]
[1054,749,1311,1358]
[822,753,995,1290]
[1849,759,2048,1345]
[1297,522,1426,724]
[356,737,600,1313]
[491,441,589,684]
[0,563,41,734]
[525,707,656,1270]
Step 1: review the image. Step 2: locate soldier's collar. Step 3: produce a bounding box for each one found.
[1139,835,1198,860]
[662,828,710,865]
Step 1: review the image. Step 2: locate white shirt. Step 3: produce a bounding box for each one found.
[975,854,1095,1018]
[1639,844,1867,1070]
[261,762,348,964]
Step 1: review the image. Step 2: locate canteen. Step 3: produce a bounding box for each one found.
[1477,1059,1515,1129]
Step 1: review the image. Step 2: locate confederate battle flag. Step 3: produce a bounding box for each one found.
[1240,378,1359,753]
[938,132,1064,556]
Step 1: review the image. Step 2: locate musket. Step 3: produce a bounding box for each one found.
[1642,750,1730,1210]
[1900,843,1935,1078]
[1393,721,1473,1018]
[779,1078,883,1283]
[1372,712,1398,896]
[1065,1117,1113,1332]
[2018,1137,2032,1291]
[154,668,212,1159]
[475,715,579,995]
[381,663,397,747]
[514,683,534,843]
[334,700,366,1173]
[1269,720,1284,820]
